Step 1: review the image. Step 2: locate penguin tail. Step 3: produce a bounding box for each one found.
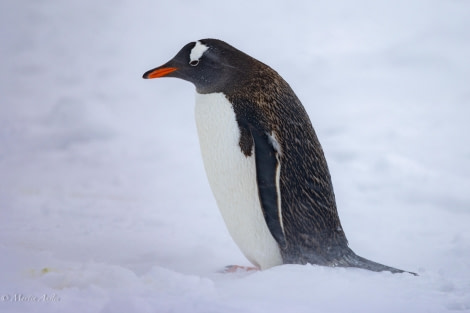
[335,249,418,276]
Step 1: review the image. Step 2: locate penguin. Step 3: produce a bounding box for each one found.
[143,39,416,275]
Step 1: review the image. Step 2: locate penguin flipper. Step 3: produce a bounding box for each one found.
[248,125,287,248]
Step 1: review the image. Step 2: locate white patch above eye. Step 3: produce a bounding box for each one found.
[189,41,209,63]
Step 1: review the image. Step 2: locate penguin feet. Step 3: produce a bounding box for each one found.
[221,265,259,273]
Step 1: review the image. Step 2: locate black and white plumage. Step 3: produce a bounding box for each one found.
[143,39,415,275]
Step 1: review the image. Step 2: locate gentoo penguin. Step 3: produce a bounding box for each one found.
[143,39,416,275]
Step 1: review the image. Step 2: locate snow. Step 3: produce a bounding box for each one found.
[1,0,469,312]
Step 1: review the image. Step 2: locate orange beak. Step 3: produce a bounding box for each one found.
[143,67,178,79]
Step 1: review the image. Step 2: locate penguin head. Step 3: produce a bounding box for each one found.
[143,39,250,94]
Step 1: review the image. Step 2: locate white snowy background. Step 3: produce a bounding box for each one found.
[1,0,469,312]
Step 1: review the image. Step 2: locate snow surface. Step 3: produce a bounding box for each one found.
[1,0,469,312]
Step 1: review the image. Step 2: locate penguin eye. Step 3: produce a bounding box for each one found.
[189,60,199,66]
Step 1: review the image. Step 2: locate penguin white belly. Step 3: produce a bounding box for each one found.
[194,92,283,269]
